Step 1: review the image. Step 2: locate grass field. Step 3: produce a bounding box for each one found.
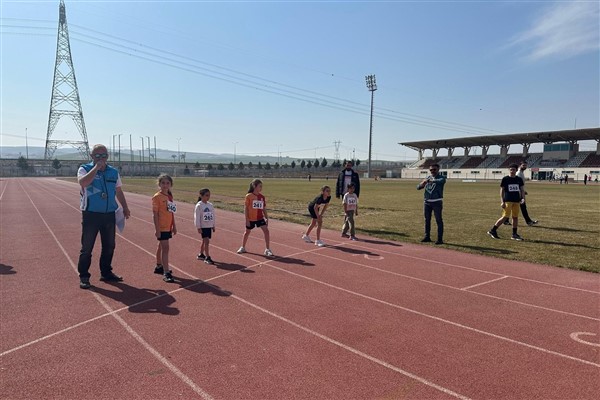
[107,177,600,273]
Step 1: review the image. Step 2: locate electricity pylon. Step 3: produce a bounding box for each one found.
[45,0,90,159]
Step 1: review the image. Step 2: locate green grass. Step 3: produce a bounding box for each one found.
[101,177,600,273]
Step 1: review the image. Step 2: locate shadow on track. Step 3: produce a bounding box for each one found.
[92,282,179,315]
[445,243,518,255]
[0,263,16,275]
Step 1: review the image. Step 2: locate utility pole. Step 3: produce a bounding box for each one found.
[140,136,145,163]
[118,134,122,165]
[233,142,238,164]
[365,74,377,178]
[177,138,182,163]
[25,128,29,159]
[129,134,133,162]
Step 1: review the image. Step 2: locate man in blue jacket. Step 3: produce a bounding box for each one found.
[77,144,131,289]
[417,163,446,245]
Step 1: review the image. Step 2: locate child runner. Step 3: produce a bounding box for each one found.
[194,188,216,265]
[341,183,359,240]
[237,179,273,256]
[302,185,332,247]
[487,164,525,241]
[152,174,177,282]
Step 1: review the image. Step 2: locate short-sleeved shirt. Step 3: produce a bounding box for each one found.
[308,194,331,209]
[500,176,524,203]
[152,191,175,232]
[245,193,266,221]
[342,192,358,211]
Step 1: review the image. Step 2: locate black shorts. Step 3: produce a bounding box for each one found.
[308,205,318,219]
[157,231,172,241]
[201,228,212,239]
[246,219,267,229]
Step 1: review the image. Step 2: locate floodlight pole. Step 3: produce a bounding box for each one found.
[365,74,377,179]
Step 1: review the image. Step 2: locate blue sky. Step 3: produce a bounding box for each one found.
[1,0,598,161]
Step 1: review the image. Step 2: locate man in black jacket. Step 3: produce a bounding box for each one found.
[336,161,361,199]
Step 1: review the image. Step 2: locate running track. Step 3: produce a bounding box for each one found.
[1,178,599,400]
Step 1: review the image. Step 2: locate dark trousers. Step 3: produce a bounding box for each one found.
[77,211,116,279]
[520,202,532,223]
[424,201,443,241]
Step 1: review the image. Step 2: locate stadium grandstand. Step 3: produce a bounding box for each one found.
[400,128,600,182]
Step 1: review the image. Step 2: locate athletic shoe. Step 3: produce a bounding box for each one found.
[511,234,524,241]
[341,233,350,238]
[204,257,214,265]
[197,253,206,260]
[526,220,538,226]
[79,279,91,289]
[100,272,123,282]
[163,271,175,283]
[237,247,246,254]
[421,237,432,243]
[315,240,325,247]
[350,236,358,241]
[487,230,500,239]
[154,265,164,274]
[264,249,274,257]
[301,234,312,243]
[503,220,511,226]
[435,240,444,245]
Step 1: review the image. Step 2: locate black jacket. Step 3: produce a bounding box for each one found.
[336,169,361,198]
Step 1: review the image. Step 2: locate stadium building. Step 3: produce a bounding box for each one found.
[400,128,600,182]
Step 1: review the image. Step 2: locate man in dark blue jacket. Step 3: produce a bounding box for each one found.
[417,163,446,244]
[77,144,131,289]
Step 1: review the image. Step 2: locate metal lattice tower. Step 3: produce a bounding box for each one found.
[333,140,341,161]
[45,0,90,159]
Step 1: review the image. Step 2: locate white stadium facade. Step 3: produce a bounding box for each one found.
[400,128,600,182]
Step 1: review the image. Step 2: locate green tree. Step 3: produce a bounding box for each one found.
[217,163,225,170]
[207,164,213,170]
[248,161,254,169]
[194,161,201,168]
[17,156,29,173]
[300,160,306,169]
[265,162,271,170]
[314,158,320,168]
[355,159,361,167]
[306,160,313,169]
[238,161,244,170]
[228,162,235,170]
[51,158,62,174]
[321,158,328,168]
[291,161,296,169]
[257,162,263,170]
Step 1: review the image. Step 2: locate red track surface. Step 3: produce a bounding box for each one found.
[1,178,599,399]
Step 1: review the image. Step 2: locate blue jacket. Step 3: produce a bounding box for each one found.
[79,162,119,213]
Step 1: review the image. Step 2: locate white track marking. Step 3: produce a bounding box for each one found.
[17,180,214,400]
[570,332,600,348]
[461,276,509,291]
[0,179,8,201]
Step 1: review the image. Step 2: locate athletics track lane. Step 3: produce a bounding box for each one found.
[1,178,599,399]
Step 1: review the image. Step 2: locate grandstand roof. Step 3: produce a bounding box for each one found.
[399,128,600,151]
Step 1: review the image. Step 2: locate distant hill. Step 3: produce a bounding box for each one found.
[0,146,329,165]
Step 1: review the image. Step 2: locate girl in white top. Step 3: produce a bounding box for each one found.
[194,188,216,264]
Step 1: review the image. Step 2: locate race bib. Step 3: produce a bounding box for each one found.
[202,212,214,221]
[347,197,357,205]
[167,201,177,213]
[252,200,264,209]
[507,184,520,192]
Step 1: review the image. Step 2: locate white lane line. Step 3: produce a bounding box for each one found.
[36,180,600,322]
[12,182,473,400]
[264,263,600,369]
[0,180,8,201]
[231,294,472,400]
[17,180,214,400]
[461,276,509,291]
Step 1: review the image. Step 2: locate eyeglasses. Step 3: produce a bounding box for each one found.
[93,153,108,159]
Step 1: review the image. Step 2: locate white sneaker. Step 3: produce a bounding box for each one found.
[315,240,325,247]
[264,249,273,256]
[237,246,246,254]
[302,234,312,243]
